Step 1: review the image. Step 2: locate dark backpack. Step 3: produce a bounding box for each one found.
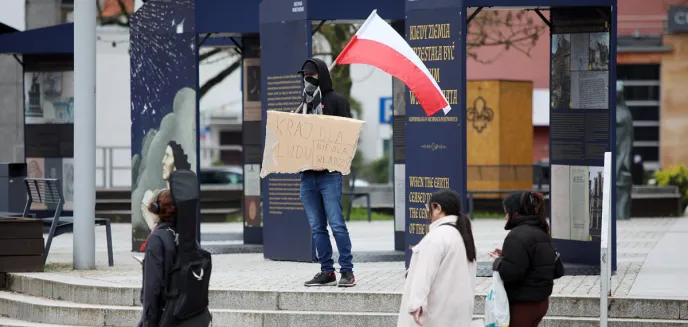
[159,170,213,327]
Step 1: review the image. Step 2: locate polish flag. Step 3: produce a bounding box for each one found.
[334,10,451,116]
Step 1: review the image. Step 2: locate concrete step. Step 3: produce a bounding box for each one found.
[6,274,688,321]
[0,291,686,327]
[0,291,395,327]
[0,317,88,327]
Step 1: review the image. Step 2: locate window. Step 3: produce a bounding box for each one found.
[61,0,74,23]
[617,64,660,171]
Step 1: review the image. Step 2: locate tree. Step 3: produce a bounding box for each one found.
[97,0,240,100]
[466,10,546,64]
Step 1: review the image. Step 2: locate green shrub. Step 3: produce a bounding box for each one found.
[654,164,688,207]
[360,155,390,184]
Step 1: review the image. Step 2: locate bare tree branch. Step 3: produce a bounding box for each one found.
[467,10,545,64]
[199,60,241,98]
[200,48,224,62]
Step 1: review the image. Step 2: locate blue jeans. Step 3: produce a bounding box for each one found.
[300,170,354,273]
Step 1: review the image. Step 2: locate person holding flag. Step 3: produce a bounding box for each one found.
[298,8,453,288]
[298,57,356,288]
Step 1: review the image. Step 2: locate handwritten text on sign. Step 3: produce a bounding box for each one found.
[260,111,364,178]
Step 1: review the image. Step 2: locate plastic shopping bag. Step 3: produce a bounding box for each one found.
[484,272,510,327]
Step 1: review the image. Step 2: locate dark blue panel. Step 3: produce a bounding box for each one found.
[130,0,198,251]
[0,23,73,54]
[547,6,616,270]
[260,19,313,262]
[404,7,465,267]
[202,36,242,47]
[462,0,616,7]
[609,4,618,272]
[260,0,308,24]
[196,0,259,33]
[308,0,405,20]
[553,238,602,266]
[406,0,462,10]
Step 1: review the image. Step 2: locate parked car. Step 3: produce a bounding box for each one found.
[200,166,243,186]
[350,179,369,188]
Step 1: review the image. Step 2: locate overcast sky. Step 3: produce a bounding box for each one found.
[0,0,25,31]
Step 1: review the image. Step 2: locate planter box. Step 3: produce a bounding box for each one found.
[0,218,44,273]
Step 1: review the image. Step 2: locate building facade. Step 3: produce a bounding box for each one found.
[471,0,688,173]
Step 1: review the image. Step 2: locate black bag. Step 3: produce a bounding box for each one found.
[159,170,213,327]
[554,251,565,279]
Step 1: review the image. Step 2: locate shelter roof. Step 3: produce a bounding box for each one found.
[0,23,73,54]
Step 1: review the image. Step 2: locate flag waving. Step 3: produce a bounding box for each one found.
[334,10,451,116]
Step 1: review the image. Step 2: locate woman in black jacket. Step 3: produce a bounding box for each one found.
[138,189,178,327]
[491,191,563,327]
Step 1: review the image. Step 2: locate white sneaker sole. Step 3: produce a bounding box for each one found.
[304,281,337,287]
[337,282,356,287]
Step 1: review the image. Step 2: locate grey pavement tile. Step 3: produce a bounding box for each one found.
[29,218,686,298]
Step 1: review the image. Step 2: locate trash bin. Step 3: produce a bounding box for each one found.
[0,163,27,214]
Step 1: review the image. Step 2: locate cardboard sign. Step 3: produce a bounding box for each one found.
[260,111,364,178]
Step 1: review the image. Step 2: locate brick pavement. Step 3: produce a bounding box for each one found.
[34,217,680,297]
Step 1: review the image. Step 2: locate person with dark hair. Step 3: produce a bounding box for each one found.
[138,189,179,327]
[167,140,191,171]
[298,57,356,287]
[397,189,477,327]
[491,191,563,327]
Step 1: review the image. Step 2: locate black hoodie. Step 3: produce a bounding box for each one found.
[299,58,352,118]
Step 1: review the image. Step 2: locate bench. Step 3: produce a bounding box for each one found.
[343,169,372,222]
[22,178,114,266]
[466,189,550,220]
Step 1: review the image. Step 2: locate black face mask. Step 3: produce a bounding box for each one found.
[303,76,321,105]
[304,76,319,93]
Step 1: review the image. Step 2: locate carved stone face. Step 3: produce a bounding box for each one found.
[162,145,175,181]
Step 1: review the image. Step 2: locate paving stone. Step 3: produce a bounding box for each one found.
[30,218,681,298]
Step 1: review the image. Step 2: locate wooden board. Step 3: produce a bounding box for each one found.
[660,35,688,168]
[0,218,43,239]
[0,239,44,256]
[0,256,43,272]
[467,80,534,198]
[0,218,45,273]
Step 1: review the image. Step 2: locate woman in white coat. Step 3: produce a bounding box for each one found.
[397,189,478,327]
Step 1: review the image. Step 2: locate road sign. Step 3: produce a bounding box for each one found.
[379,97,393,124]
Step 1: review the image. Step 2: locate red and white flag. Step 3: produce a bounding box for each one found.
[334,10,451,116]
